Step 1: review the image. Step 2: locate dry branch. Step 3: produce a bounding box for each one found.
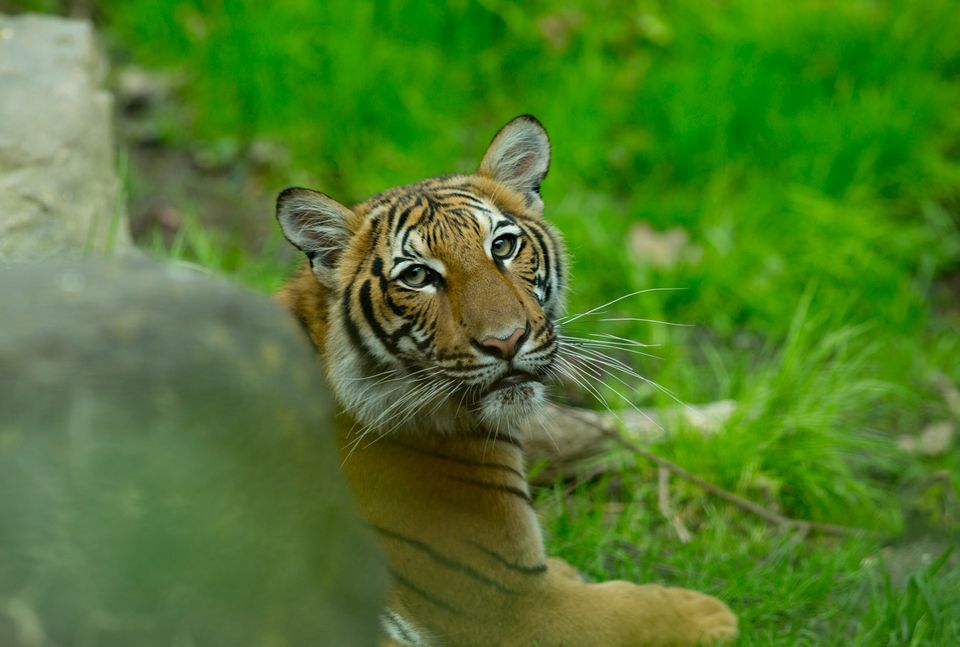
[523,400,735,484]
[657,467,692,543]
[524,401,861,536]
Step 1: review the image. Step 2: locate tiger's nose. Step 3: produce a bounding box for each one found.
[475,326,528,360]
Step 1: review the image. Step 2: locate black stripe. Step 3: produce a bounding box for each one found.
[393,204,414,241]
[500,433,524,449]
[390,569,462,615]
[400,197,423,250]
[446,207,475,220]
[341,282,368,352]
[447,476,534,507]
[396,443,526,480]
[358,279,397,354]
[524,222,553,299]
[382,201,400,234]
[391,321,433,353]
[339,218,383,356]
[374,525,515,594]
[367,212,384,257]
[465,540,548,576]
[544,225,565,303]
[373,254,397,306]
[526,333,556,356]
[435,352,474,361]
[493,216,518,232]
[383,290,408,318]
[466,431,524,450]
[422,194,439,224]
[433,190,485,206]
[411,304,434,331]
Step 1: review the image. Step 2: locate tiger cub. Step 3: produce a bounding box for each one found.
[276,116,738,646]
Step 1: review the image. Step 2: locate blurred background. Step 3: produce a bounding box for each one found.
[4,0,958,643]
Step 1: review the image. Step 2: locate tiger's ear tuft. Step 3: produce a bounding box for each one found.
[276,187,354,286]
[478,115,551,213]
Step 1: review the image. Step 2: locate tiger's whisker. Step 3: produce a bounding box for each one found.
[554,287,685,326]
[342,374,444,464]
[558,351,664,432]
[342,367,399,381]
[595,317,693,327]
[553,356,622,425]
[554,361,627,433]
[587,332,662,347]
[559,332,661,349]
[560,343,689,412]
[562,341,663,362]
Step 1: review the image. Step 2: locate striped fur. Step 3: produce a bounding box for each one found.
[276,116,738,646]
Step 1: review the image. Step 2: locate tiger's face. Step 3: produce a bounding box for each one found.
[277,116,565,435]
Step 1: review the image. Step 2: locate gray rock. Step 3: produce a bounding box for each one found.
[0,260,384,646]
[0,13,132,260]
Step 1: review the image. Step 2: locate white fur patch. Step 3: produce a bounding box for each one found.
[479,116,550,207]
[479,381,546,429]
[381,608,430,646]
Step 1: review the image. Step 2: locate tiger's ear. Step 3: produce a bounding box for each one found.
[478,115,551,213]
[276,187,354,286]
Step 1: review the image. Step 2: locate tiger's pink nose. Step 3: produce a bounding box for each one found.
[477,327,528,360]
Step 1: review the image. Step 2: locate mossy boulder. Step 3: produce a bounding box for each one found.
[0,259,384,646]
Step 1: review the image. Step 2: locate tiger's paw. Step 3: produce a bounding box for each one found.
[665,587,738,645]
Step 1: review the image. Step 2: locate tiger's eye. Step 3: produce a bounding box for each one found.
[492,234,518,259]
[401,265,431,288]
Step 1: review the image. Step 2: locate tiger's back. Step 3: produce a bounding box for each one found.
[276,116,738,646]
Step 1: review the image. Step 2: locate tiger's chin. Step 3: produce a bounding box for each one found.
[477,379,547,430]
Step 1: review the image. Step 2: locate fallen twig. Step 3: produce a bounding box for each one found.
[657,467,692,544]
[524,401,735,484]
[560,407,863,537]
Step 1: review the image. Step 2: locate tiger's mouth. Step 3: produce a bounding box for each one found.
[477,369,546,427]
[485,370,539,395]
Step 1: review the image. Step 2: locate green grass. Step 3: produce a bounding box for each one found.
[540,472,960,646]
[20,0,959,643]
[144,210,295,293]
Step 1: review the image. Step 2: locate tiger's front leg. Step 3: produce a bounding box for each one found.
[519,572,739,647]
[382,569,737,647]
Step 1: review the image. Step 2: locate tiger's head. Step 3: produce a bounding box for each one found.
[276,116,566,436]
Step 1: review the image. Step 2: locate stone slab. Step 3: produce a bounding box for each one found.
[0,13,132,260]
